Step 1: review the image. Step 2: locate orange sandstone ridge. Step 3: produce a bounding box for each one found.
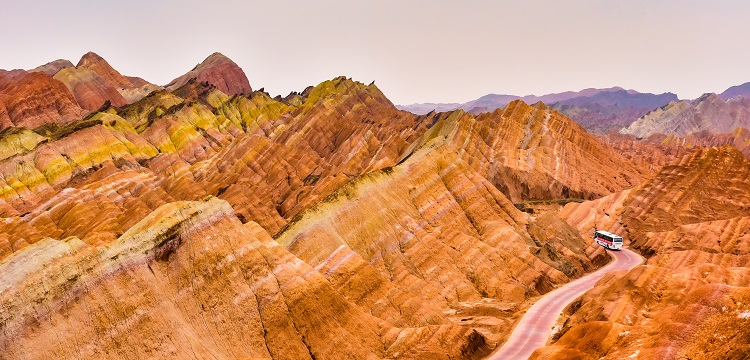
[0,71,86,129]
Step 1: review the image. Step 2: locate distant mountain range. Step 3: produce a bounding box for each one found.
[400,83,750,136]
[399,87,638,114]
[398,87,678,134]
[719,81,750,100]
[621,93,750,138]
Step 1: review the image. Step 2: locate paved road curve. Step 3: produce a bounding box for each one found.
[488,248,643,360]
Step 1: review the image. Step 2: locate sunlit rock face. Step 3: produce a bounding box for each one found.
[661,127,750,157]
[536,146,750,360]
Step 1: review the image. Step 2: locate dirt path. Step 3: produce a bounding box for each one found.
[488,248,644,360]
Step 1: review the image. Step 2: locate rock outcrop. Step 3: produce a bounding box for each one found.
[657,127,750,158]
[166,52,252,95]
[0,53,161,127]
[53,67,128,110]
[77,52,137,89]
[0,75,643,246]
[0,71,86,129]
[440,101,644,203]
[76,51,162,102]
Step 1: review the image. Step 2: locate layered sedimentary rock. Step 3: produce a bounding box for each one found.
[0,197,493,359]
[77,52,137,88]
[599,128,750,178]
[622,93,750,138]
[0,128,47,161]
[0,71,85,129]
[657,127,750,158]
[450,101,644,202]
[53,67,128,110]
[275,113,610,341]
[166,52,252,95]
[399,87,676,134]
[598,132,703,175]
[76,52,162,102]
[0,75,643,250]
[534,146,750,359]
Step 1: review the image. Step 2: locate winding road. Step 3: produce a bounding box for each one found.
[488,248,644,360]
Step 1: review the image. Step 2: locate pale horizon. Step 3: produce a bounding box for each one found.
[3,0,749,104]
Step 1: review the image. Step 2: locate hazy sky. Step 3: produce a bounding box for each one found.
[2,0,750,104]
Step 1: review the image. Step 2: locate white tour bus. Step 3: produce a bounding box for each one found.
[593,230,623,250]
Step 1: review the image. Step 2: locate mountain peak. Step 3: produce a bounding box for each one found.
[719,81,750,100]
[205,52,229,61]
[693,92,721,104]
[76,51,107,68]
[75,51,138,90]
[166,52,252,95]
